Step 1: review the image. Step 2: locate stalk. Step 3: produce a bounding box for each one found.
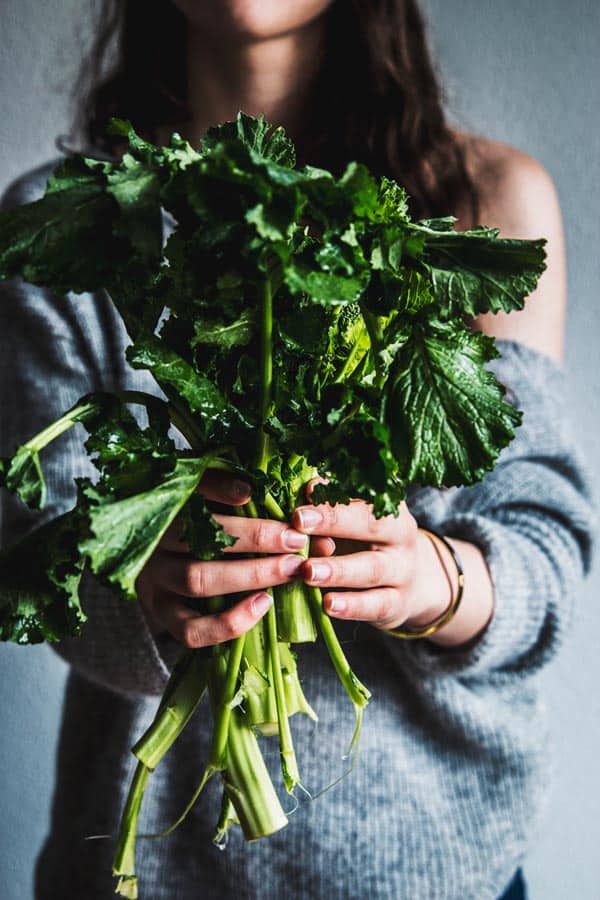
[307,585,370,752]
[112,761,150,899]
[279,643,318,723]
[223,708,288,840]
[242,619,278,735]
[274,550,317,643]
[256,275,273,472]
[213,791,239,849]
[17,396,103,453]
[156,637,246,837]
[265,601,301,793]
[112,652,208,894]
[133,651,207,770]
[360,305,386,390]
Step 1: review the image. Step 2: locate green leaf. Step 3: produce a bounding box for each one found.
[283,261,369,305]
[416,223,547,317]
[79,457,211,601]
[376,176,410,222]
[202,112,296,167]
[191,310,256,350]
[385,319,522,486]
[0,512,85,644]
[179,493,237,561]
[0,393,112,509]
[0,159,119,294]
[0,445,46,508]
[83,397,176,497]
[126,335,230,428]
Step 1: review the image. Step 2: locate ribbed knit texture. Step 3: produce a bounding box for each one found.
[0,165,595,900]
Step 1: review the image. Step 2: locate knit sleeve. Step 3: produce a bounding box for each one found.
[392,339,596,681]
[0,169,174,697]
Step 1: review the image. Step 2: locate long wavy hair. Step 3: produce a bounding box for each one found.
[70,0,479,224]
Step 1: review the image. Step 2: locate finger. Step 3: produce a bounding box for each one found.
[310,536,336,557]
[160,515,309,555]
[197,469,251,506]
[292,500,411,545]
[148,551,305,598]
[322,587,408,628]
[302,550,400,590]
[304,476,329,500]
[151,589,274,648]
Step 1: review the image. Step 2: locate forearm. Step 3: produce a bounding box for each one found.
[405,531,494,649]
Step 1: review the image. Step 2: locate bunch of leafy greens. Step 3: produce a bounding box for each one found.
[0,114,545,898]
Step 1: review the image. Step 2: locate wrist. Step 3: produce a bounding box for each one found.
[403,528,458,629]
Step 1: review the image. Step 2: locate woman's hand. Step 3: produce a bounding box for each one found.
[293,497,455,632]
[136,470,335,648]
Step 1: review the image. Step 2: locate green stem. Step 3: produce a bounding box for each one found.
[223,709,288,841]
[133,651,207,770]
[274,547,317,643]
[213,791,239,849]
[307,585,371,751]
[150,636,246,839]
[256,275,273,472]
[265,601,301,793]
[264,491,286,521]
[209,636,246,770]
[360,305,386,390]
[21,396,104,452]
[112,761,150,899]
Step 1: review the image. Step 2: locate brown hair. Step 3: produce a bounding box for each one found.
[71,0,478,224]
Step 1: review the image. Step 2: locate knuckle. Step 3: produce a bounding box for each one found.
[251,556,269,586]
[370,552,385,584]
[253,520,271,550]
[183,563,209,597]
[218,610,243,641]
[365,507,381,538]
[320,503,336,528]
[380,590,407,626]
[182,619,204,649]
[376,591,397,626]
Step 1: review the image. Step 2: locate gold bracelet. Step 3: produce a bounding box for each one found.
[385,528,464,640]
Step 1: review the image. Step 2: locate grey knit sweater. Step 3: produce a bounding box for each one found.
[0,163,595,900]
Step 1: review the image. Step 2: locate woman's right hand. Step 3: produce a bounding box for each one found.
[136,469,335,648]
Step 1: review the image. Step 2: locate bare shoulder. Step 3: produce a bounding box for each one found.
[458,133,566,362]
[459,134,560,236]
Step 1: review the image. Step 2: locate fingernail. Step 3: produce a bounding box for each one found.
[281,555,305,577]
[328,595,346,614]
[297,507,322,532]
[307,561,331,583]
[282,528,308,550]
[230,479,251,500]
[251,592,273,616]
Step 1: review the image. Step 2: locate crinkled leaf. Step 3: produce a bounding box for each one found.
[0,445,46,509]
[284,262,369,305]
[79,457,211,601]
[180,493,237,561]
[191,310,256,350]
[416,223,547,317]
[385,319,521,486]
[202,112,296,167]
[126,335,233,434]
[84,397,176,497]
[0,511,85,643]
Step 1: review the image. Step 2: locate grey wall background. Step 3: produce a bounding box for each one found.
[0,1,599,897]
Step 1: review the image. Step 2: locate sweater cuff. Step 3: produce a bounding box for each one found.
[386,512,575,681]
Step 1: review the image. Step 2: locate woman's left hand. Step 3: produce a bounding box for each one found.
[292,498,453,632]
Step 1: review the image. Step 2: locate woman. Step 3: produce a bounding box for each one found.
[0,1,593,898]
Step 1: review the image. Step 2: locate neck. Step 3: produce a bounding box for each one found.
[171,22,325,147]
